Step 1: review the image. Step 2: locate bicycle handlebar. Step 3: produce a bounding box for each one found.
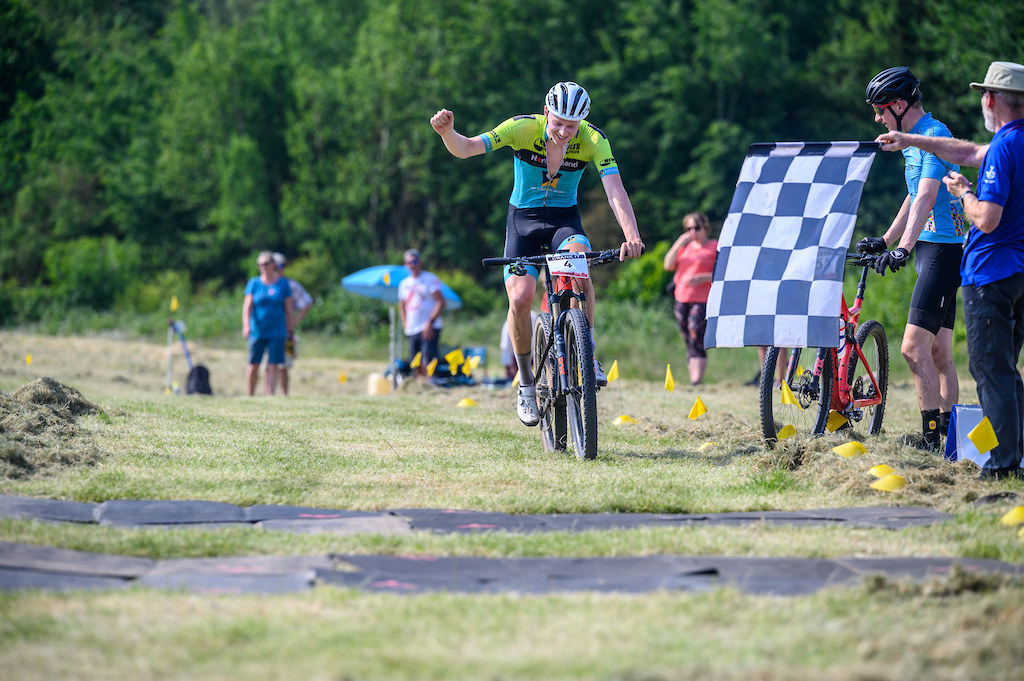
[846,252,879,268]
[482,248,638,268]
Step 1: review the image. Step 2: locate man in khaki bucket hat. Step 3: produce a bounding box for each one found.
[874,60,1024,480]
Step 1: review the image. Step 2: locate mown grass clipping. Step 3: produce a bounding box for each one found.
[0,377,107,479]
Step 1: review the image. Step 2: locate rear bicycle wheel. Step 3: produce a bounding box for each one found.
[847,320,889,434]
[563,308,597,460]
[533,313,566,451]
[759,346,833,445]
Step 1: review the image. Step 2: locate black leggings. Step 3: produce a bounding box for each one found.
[908,241,962,334]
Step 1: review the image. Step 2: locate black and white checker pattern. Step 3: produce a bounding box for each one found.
[705,142,878,349]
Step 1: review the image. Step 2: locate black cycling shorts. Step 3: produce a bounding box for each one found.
[908,241,963,334]
[503,204,588,259]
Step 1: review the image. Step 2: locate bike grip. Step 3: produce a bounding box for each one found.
[482,257,513,267]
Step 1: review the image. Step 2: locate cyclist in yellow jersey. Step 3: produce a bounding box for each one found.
[431,81,644,426]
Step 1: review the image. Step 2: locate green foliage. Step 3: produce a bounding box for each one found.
[2,0,1024,334]
[42,236,141,309]
[605,240,672,306]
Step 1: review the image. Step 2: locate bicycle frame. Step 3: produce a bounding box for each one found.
[805,259,885,417]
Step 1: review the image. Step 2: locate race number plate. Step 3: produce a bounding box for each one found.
[546,252,589,280]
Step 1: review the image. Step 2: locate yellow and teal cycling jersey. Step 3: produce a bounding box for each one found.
[480,114,619,208]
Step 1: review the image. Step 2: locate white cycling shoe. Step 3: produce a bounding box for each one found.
[517,384,540,427]
[594,359,608,387]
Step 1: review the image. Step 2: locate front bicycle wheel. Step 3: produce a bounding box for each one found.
[759,346,833,445]
[847,320,889,434]
[563,308,598,460]
[533,313,566,452]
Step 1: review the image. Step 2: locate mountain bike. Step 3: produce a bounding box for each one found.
[759,252,889,446]
[482,249,622,460]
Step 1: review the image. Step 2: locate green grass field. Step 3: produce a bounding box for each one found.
[1,331,1023,680]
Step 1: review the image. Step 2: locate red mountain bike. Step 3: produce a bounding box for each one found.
[759,252,889,445]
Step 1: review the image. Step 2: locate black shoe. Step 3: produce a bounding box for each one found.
[977,466,1024,481]
[744,371,761,387]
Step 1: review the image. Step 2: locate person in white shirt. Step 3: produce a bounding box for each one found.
[272,252,314,396]
[397,249,446,377]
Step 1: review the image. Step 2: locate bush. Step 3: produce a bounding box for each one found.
[42,236,141,310]
[604,240,672,305]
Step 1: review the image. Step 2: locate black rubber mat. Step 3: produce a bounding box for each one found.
[0,495,954,533]
[2,541,1019,596]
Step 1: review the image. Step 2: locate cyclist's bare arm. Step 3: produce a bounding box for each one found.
[875,131,989,169]
[897,177,941,251]
[430,109,487,158]
[600,172,645,260]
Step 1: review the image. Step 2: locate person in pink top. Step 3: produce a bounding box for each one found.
[664,213,717,386]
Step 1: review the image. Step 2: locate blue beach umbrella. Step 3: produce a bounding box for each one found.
[341,265,463,310]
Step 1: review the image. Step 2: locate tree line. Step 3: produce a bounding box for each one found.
[1,0,1021,325]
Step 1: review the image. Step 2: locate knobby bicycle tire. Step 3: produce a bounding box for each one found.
[563,308,598,460]
[533,313,566,452]
[847,319,889,435]
[759,346,833,446]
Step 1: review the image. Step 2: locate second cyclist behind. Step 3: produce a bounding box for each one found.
[430,81,645,427]
[857,67,966,450]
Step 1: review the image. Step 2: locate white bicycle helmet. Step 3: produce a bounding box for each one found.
[545,81,591,121]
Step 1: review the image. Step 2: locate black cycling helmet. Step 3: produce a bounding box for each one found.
[866,67,921,132]
[865,67,921,106]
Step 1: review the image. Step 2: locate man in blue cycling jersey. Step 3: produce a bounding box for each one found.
[857,67,965,451]
[430,81,645,427]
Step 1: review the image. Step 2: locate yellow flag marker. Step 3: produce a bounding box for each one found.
[832,441,867,458]
[779,382,801,409]
[469,355,481,369]
[445,348,465,366]
[457,398,478,408]
[869,464,895,478]
[664,364,675,392]
[688,395,707,420]
[698,441,719,451]
[968,417,999,454]
[25,354,32,366]
[462,361,472,377]
[870,474,907,492]
[383,271,391,286]
[796,364,805,377]
[613,415,637,425]
[338,372,348,384]
[410,352,422,368]
[426,358,438,376]
[776,425,796,440]
[511,370,520,387]
[1000,506,1024,526]
[607,360,620,382]
[170,296,179,312]
[825,411,848,433]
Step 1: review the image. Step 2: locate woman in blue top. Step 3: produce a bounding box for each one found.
[857,67,966,450]
[242,251,294,396]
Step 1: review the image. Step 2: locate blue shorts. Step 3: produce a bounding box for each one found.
[249,337,286,365]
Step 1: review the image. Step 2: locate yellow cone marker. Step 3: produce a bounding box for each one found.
[664,364,675,393]
[968,417,999,455]
[338,372,348,384]
[869,464,895,478]
[457,398,478,408]
[999,506,1024,526]
[25,354,32,366]
[780,382,801,408]
[832,441,867,458]
[613,415,637,425]
[445,348,465,368]
[777,424,797,440]
[426,358,438,376]
[825,411,848,433]
[607,360,620,382]
[870,474,907,492]
[410,352,422,368]
[170,296,179,312]
[688,395,707,420]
